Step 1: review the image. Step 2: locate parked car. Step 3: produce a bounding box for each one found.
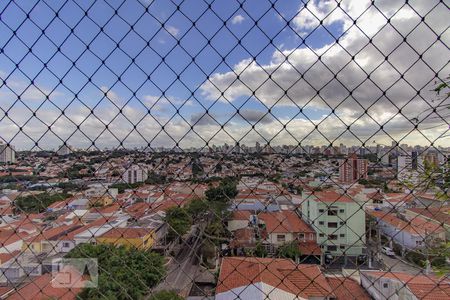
[357,254,367,265]
[324,251,333,264]
[382,246,395,257]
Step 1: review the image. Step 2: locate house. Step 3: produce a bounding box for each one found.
[405,206,450,239]
[227,211,251,231]
[361,271,450,300]
[215,257,335,300]
[6,266,85,300]
[412,192,449,208]
[89,195,114,207]
[367,209,446,250]
[258,211,316,251]
[0,229,30,254]
[96,227,156,249]
[0,253,43,284]
[21,222,83,254]
[73,225,114,245]
[301,190,366,256]
[326,277,370,300]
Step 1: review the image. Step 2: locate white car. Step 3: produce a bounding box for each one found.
[382,246,395,257]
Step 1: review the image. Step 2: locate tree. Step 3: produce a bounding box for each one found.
[67,244,166,299]
[14,192,70,213]
[254,242,268,258]
[186,199,209,220]
[149,291,183,300]
[164,207,192,241]
[277,241,301,261]
[205,178,238,203]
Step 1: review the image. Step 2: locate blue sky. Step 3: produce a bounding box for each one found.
[0,0,448,149]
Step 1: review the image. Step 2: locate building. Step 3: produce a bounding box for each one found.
[361,271,450,300]
[339,153,368,183]
[0,143,15,164]
[122,165,148,184]
[397,152,424,180]
[258,211,316,252]
[96,227,155,249]
[301,190,366,256]
[367,210,446,251]
[216,257,335,300]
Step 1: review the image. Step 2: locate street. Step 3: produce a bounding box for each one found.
[381,253,425,275]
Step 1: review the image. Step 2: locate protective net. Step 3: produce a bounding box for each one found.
[0,0,449,299]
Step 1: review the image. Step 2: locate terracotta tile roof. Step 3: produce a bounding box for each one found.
[229,228,255,248]
[258,211,315,234]
[99,227,151,239]
[231,211,251,221]
[362,271,450,300]
[0,229,31,247]
[308,190,354,203]
[7,267,84,300]
[367,210,445,236]
[298,241,322,256]
[24,222,82,243]
[407,206,450,226]
[217,257,334,298]
[327,277,370,300]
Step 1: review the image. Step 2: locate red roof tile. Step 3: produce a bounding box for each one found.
[217,257,334,298]
[327,277,370,300]
[258,211,314,234]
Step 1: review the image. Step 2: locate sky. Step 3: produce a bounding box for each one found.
[0,0,449,151]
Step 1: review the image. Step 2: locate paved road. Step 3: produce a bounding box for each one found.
[381,253,425,275]
[152,225,204,297]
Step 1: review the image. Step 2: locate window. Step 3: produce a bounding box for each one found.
[340,234,345,238]
[319,209,324,213]
[319,221,324,225]
[319,233,325,237]
[328,222,338,228]
[340,245,346,249]
[328,210,338,216]
[383,283,388,288]
[339,209,345,213]
[328,234,338,240]
[63,242,70,248]
[327,245,337,251]
[299,233,305,239]
[277,235,286,242]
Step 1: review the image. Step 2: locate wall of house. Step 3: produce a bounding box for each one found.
[97,233,154,250]
[227,220,249,232]
[361,273,415,300]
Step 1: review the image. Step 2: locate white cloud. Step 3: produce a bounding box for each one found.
[1,1,449,150]
[231,14,245,25]
[165,25,180,37]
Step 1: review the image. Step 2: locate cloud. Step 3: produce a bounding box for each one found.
[165,25,180,37]
[237,109,274,124]
[200,0,450,138]
[190,112,218,126]
[231,15,245,25]
[1,1,449,150]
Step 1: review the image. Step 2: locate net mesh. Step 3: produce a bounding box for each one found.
[0,0,449,299]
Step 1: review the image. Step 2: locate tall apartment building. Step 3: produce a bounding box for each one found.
[0,143,16,164]
[339,153,368,183]
[397,152,424,173]
[301,190,366,256]
[122,165,148,184]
